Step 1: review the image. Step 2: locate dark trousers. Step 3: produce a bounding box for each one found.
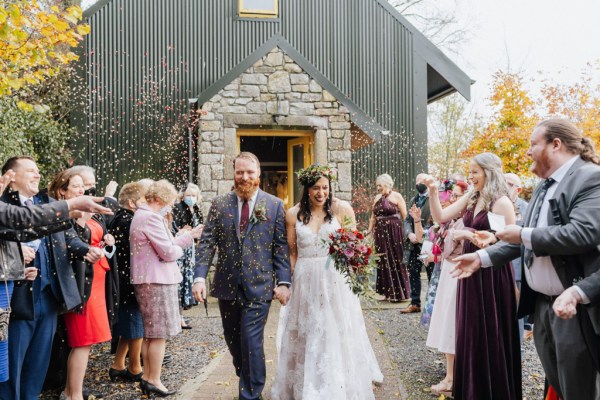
[0,287,57,400]
[406,246,434,307]
[219,292,271,400]
[534,295,600,400]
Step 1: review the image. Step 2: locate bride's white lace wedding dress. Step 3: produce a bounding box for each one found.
[271,218,383,400]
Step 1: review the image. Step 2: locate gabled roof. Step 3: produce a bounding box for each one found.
[83,0,472,104]
[374,0,472,102]
[197,34,386,141]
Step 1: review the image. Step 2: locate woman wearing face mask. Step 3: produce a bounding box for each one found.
[172,183,204,328]
[130,180,203,397]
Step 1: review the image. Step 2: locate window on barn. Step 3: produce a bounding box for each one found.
[238,0,278,19]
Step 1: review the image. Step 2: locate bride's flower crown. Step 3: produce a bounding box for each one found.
[296,164,338,186]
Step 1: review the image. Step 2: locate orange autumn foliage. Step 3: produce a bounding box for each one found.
[463,69,600,180]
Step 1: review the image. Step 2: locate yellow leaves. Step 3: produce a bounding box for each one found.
[77,24,91,35]
[0,1,90,99]
[0,8,7,24]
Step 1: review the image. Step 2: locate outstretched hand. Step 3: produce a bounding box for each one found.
[449,252,482,279]
[67,196,113,215]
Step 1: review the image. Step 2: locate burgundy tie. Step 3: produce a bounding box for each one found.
[240,200,249,234]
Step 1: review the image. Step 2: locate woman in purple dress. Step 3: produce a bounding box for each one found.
[424,153,521,400]
[368,174,410,302]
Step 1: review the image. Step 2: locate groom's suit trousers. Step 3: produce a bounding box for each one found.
[219,288,271,400]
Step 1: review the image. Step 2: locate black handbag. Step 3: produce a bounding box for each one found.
[10,280,34,320]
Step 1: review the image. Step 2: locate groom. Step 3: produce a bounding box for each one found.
[193,152,291,400]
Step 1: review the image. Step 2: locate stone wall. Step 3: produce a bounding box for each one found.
[197,47,353,212]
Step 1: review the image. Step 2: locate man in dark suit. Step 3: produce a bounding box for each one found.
[0,157,103,400]
[452,119,600,400]
[401,173,434,313]
[193,152,291,400]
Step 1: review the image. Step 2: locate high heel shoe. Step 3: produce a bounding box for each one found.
[123,369,143,382]
[110,367,143,382]
[108,367,126,382]
[140,379,177,397]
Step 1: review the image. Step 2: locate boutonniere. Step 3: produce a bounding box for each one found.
[249,201,268,224]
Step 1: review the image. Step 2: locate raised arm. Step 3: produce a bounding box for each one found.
[424,175,470,223]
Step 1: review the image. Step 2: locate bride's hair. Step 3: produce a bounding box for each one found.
[297,178,334,224]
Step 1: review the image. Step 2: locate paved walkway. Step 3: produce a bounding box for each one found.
[177,298,409,400]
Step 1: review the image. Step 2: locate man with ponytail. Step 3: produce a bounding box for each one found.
[452,118,600,400]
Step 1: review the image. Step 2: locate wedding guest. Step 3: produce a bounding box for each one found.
[130,180,203,397]
[107,182,147,383]
[424,180,468,395]
[173,183,204,328]
[425,153,521,400]
[49,168,117,400]
[420,181,456,327]
[454,119,600,399]
[0,158,99,400]
[368,173,410,302]
[402,174,434,313]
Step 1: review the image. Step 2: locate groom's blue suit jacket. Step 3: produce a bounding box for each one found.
[194,189,291,302]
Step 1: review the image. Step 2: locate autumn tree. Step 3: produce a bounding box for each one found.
[463,72,538,178]
[427,93,479,178]
[540,66,600,146]
[0,0,90,109]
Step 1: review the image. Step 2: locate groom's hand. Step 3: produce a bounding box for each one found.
[193,281,207,303]
[274,285,291,306]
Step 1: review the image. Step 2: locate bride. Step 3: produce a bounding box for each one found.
[271,165,383,400]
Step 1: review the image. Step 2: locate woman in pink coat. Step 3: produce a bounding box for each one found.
[130,180,203,397]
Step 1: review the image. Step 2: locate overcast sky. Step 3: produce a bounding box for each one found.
[82,0,600,115]
[442,0,600,114]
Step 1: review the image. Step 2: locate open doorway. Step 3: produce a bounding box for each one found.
[237,130,314,209]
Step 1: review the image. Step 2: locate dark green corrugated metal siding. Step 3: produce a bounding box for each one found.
[78,0,419,193]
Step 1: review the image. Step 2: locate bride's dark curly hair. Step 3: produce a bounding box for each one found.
[297,178,334,224]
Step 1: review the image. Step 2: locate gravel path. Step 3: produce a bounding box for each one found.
[370,305,545,399]
[39,295,546,400]
[40,304,225,400]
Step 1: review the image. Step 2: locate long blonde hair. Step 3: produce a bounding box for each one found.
[467,153,510,212]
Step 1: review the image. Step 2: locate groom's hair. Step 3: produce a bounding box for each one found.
[233,152,261,171]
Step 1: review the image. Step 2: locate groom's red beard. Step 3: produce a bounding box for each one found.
[234,178,260,200]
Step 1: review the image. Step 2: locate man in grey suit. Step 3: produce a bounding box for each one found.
[452,118,600,400]
[193,152,291,400]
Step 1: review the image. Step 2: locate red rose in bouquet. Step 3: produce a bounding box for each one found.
[322,217,379,296]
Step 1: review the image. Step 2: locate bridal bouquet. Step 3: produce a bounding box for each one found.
[322,217,378,297]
